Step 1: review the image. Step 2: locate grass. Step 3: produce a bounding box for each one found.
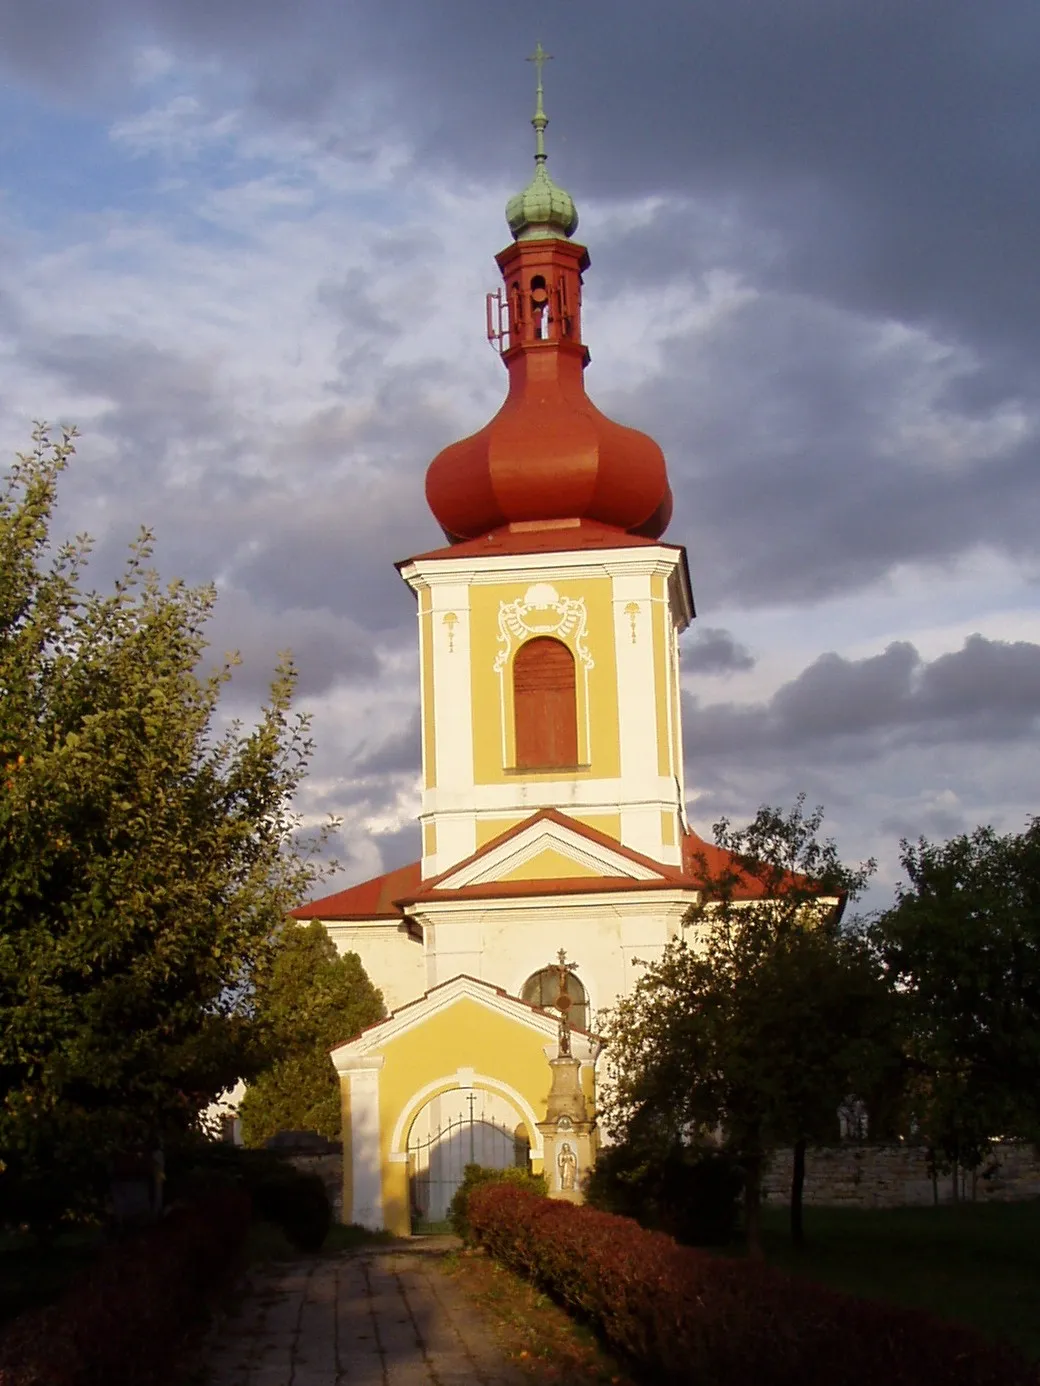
[743,1200,1040,1361]
[320,1221,399,1254]
[441,1248,637,1385]
[241,1218,399,1264]
[410,1216,453,1236]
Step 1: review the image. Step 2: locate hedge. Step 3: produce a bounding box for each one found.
[0,1190,251,1386]
[446,1163,547,1243]
[467,1185,1038,1386]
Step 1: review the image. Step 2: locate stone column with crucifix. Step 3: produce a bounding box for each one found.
[537,949,597,1203]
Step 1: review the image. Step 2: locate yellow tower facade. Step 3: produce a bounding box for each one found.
[400,539,694,878]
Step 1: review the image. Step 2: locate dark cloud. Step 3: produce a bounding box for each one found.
[352,709,420,777]
[921,634,1040,723]
[6,4,1040,616]
[684,634,1040,768]
[771,643,919,744]
[878,804,968,845]
[6,2,1039,366]
[202,588,381,699]
[369,821,421,873]
[4,0,1040,905]
[615,290,1040,609]
[683,626,755,675]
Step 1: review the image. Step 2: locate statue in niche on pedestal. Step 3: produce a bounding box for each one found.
[557,1141,578,1191]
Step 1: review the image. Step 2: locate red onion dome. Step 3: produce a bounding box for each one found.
[426,344,672,542]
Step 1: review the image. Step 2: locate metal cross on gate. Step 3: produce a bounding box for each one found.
[466,1091,477,1161]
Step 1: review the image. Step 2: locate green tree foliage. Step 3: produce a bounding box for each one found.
[602,797,887,1255]
[0,428,331,1226]
[239,920,385,1145]
[870,821,1040,1192]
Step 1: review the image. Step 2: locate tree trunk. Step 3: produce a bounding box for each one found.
[744,1154,764,1260]
[790,1137,806,1248]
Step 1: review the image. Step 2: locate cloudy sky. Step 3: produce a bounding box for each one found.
[2,1,1038,910]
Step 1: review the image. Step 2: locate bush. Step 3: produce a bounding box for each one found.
[584,1141,742,1246]
[165,1141,331,1252]
[447,1164,547,1243]
[467,1185,1036,1386]
[251,1170,331,1253]
[163,1139,290,1200]
[0,1189,250,1386]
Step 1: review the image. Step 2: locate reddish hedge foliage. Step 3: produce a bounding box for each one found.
[468,1185,1038,1386]
[0,1190,251,1386]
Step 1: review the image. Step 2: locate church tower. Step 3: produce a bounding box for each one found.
[292,52,754,1236]
[399,48,694,878]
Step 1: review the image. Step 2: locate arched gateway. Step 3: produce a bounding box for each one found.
[331,975,597,1236]
[404,1088,531,1227]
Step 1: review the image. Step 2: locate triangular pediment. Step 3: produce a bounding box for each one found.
[419,810,676,894]
[329,973,589,1065]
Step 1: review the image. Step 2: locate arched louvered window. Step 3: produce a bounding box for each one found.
[521,968,588,1032]
[513,637,578,769]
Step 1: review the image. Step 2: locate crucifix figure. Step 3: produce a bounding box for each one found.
[549,947,577,1058]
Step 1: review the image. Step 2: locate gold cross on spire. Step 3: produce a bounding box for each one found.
[526,41,553,161]
[527,41,553,86]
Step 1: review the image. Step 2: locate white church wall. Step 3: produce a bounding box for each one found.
[323,921,427,1016]
[414,890,694,1028]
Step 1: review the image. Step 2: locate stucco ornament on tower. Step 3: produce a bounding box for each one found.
[493,583,593,675]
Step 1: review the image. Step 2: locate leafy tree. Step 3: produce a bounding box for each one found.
[602,797,886,1255]
[239,920,385,1145]
[0,427,330,1227]
[870,822,1040,1196]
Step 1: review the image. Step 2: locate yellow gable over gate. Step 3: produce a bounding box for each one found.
[330,975,599,1236]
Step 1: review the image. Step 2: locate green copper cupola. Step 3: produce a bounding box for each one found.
[505,42,579,242]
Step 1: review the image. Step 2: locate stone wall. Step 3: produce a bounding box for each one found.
[285,1152,344,1223]
[270,1140,1040,1224]
[763,1142,1040,1208]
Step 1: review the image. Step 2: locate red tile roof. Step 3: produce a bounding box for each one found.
[290,811,778,921]
[292,816,833,929]
[681,826,824,902]
[411,807,687,896]
[400,519,679,564]
[291,859,422,920]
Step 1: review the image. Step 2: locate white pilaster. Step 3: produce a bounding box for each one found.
[428,583,477,874]
[337,1057,385,1230]
[613,572,668,860]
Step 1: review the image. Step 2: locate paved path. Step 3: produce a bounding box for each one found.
[201,1241,526,1386]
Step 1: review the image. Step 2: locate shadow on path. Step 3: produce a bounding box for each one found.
[200,1236,526,1385]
